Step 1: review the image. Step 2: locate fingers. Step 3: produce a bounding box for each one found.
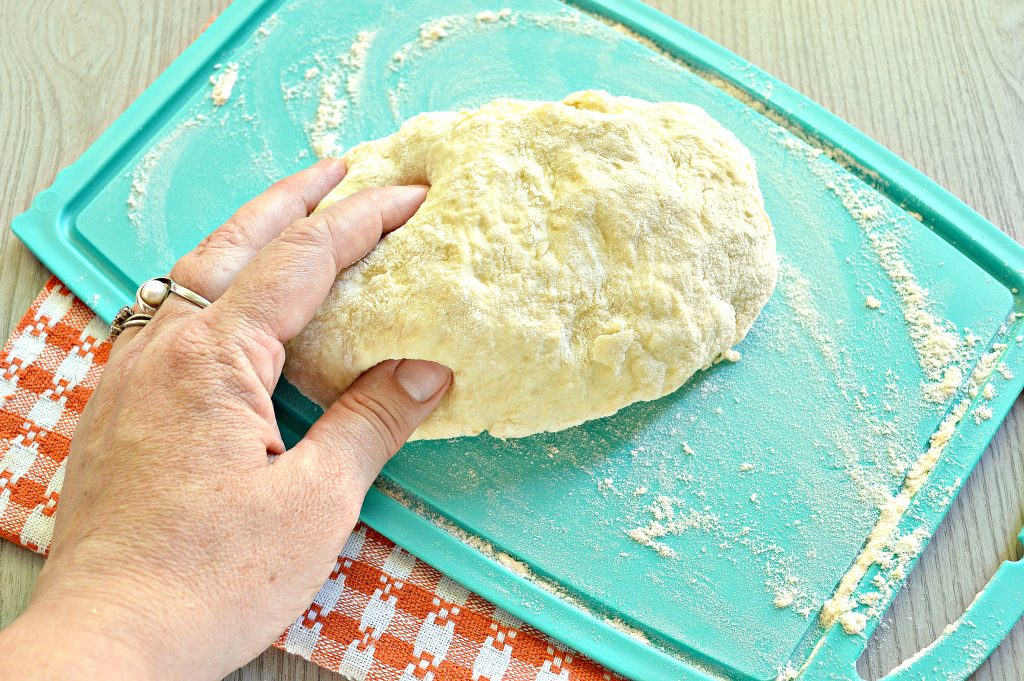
[170,158,347,302]
[283,359,452,497]
[109,160,346,359]
[216,185,428,343]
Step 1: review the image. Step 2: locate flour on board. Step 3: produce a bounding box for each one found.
[254,12,278,41]
[384,9,602,121]
[625,496,720,558]
[307,30,376,158]
[820,343,1011,632]
[209,63,239,106]
[126,115,203,268]
[775,132,965,401]
[476,8,512,24]
[922,365,963,403]
[973,405,993,424]
[419,17,458,47]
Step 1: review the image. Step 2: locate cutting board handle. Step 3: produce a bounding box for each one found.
[875,526,1024,681]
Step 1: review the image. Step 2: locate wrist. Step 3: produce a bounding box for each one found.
[0,600,152,680]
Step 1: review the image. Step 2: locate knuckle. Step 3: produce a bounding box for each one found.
[336,390,408,456]
[197,217,259,256]
[290,213,339,246]
[232,322,286,382]
[286,213,347,270]
[353,187,386,222]
[271,177,311,214]
[169,252,200,283]
[243,325,286,369]
[162,315,235,373]
[159,316,271,410]
[171,222,252,294]
[163,315,213,361]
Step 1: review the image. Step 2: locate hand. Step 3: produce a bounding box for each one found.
[0,159,452,680]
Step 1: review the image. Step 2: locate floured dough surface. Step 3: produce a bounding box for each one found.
[284,91,778,439]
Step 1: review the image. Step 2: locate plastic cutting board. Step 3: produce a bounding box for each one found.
[12,1,1024,679]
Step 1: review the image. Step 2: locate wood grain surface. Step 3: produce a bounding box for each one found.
[0,1,1021,679]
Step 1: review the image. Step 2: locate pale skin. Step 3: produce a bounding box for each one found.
[0,159,452,679]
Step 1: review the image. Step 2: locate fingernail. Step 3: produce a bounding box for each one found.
[395,359,451,402]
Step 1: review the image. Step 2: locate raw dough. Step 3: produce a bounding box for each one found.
[284,91,778,439]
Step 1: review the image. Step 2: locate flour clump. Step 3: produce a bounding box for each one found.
[284,91,778,439]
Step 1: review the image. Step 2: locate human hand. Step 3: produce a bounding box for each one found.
[0,159,451,680]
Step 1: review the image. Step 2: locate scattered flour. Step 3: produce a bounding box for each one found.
[820,344,1009,632]
[126,115,203,266]
[840,611,867,635]
[419,17,459,47]
[713,251,960,622]
[374,480,660,650]
[773,590,794,608]
[776,133,964,399]
[776,262,848,381]
[604,617,652,645]
[922,365,963,403]
[476,8,512,24]
[255,12,278,40]
[776,664,800,681]
[308,30,377,158]
[209,63,239,105]
[385,9,604,118]
[865,295,882,309]
[625,496,720,558]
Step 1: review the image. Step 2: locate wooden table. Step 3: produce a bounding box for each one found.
[1,2,1021,679]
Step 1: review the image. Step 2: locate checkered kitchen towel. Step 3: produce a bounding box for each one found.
[0,277,621,680]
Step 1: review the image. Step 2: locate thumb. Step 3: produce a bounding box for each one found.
[288,359,452,496]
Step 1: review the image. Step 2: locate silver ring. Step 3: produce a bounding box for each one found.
[109,276,209,340]
[121,315,153,329]
[109,309,153,340]
[136,276,211,315]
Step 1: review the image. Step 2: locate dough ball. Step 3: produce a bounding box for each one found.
[284,91,778,439]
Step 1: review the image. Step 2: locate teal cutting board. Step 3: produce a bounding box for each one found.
[13,1,1024,679]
